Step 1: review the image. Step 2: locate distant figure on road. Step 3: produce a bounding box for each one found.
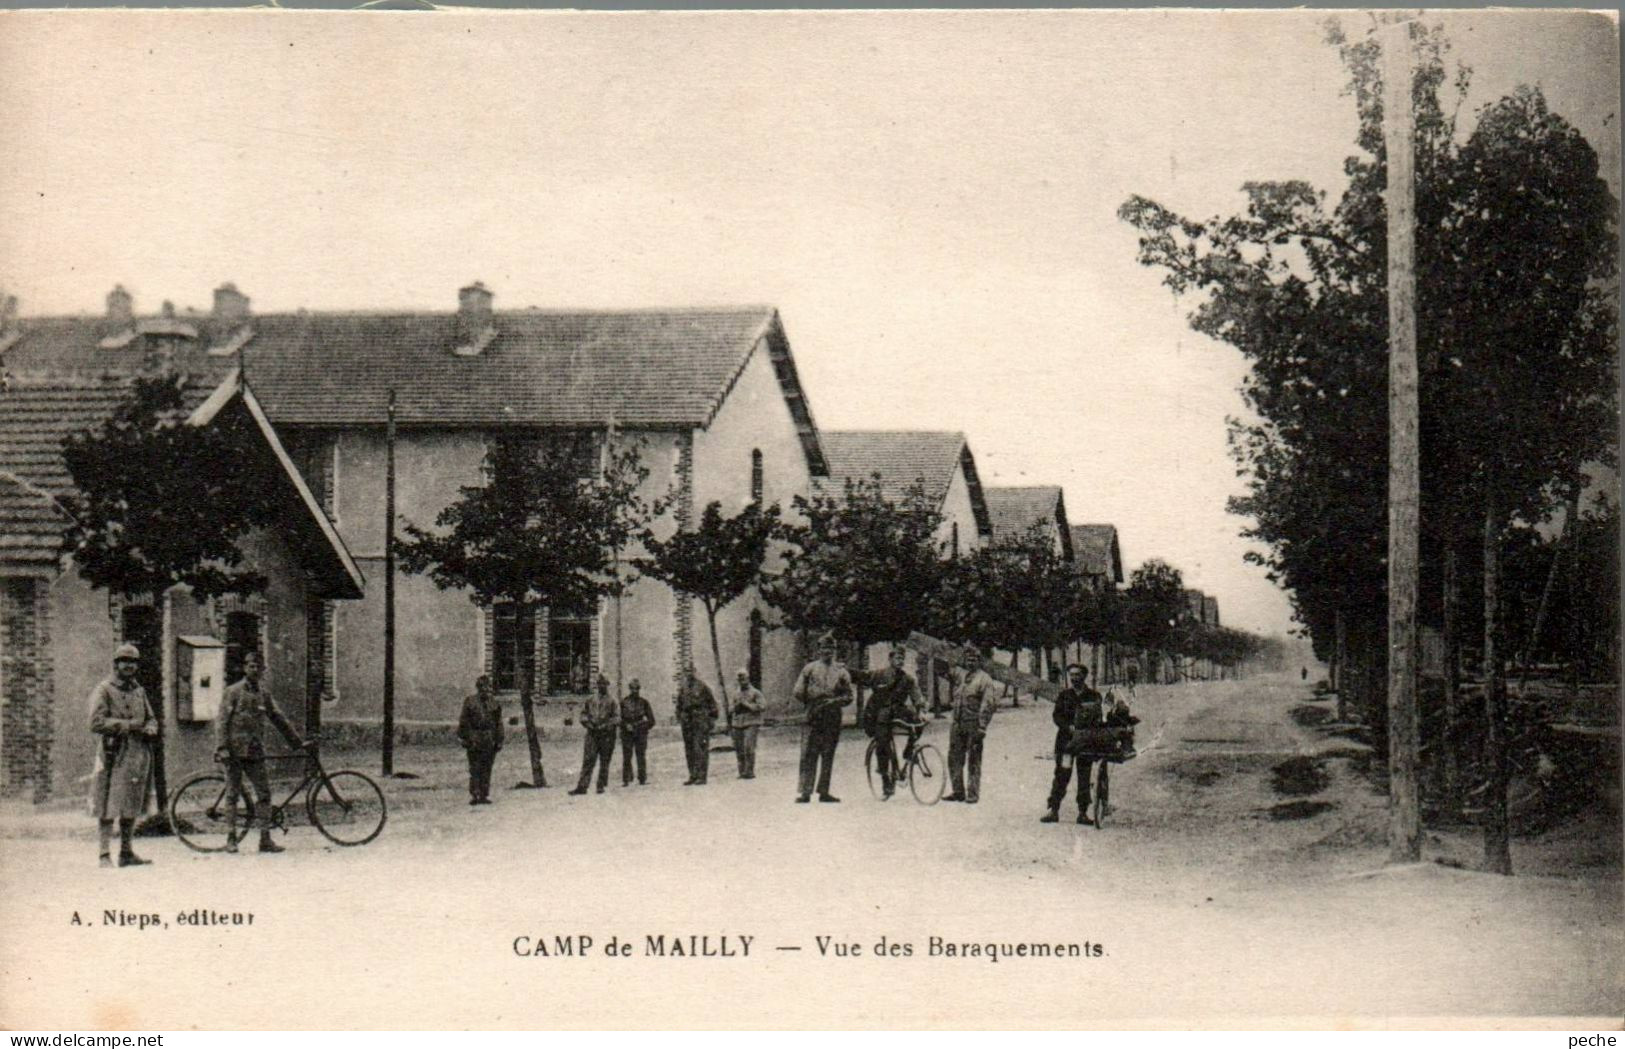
[1041,663,1102,824]
[89,643,159,868]
[793,633,853,803]
[569,675,619,795]
[457,674,504,806]
[858,645,924,800]
[217,650,306,854]
[1125,662,1139,696]
[731,669,764,780]
[1301,666,1308,681]
[676,666,719,786]
[944,647,997,804]
[619,678,655,786]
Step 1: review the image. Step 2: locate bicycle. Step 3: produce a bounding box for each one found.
[864,719,945,805]
[169,741,387,851]
[1070,749,1124,829]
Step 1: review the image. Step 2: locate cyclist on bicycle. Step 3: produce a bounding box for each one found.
[216,650,309,854]
[858,645,924,800]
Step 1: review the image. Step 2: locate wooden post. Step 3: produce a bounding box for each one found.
[1382,19,1422,865]
[1441,542,1460,812]
[382,389,396,777]
[1483,481,1512,874]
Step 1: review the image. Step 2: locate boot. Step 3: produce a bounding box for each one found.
[1039,809,1059,823]
[224,832,241,854]
[117,849,151,867]
[98,854,114,869]
[258,831,285,854]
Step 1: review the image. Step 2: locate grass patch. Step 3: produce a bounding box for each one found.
[1271,756,1330,797]
[1267,800,1335,821]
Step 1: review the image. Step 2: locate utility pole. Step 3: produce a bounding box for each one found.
[1382,18,1422,865]
[382,388,397,778]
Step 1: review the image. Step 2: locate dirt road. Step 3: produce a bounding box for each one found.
[2,673,1618,1027]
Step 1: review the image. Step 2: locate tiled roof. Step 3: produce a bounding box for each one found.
[985,486,1072,559]
[0,374,360,596]
[1070,524,1123,584]
[3,308,825,464]
[0,471,70,571]
[816,430,991,536]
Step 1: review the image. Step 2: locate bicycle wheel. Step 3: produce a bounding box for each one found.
[864,740,884,800]
[307,770,387,846]
[170,773,251,853]
[908,744,946,805]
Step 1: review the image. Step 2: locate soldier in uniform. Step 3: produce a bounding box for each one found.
[217,649,307,854]
[675,666,719,785]
[456,675,504,805]
[944,647,997,803]
[792,633,853,803]
[1041,663,1102,823]
[731,669,765,780]
[89,643,160,868]
[619,678,656,786]
[569,674,620,795]
[858,645,924,799]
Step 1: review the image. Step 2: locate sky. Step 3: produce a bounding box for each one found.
[0,9,1617,637]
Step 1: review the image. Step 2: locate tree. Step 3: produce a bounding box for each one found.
[638,500,779,730]
[762,475,944,722]
[62,370,284,814]
[1119,19,1616,873]
[1122,560,1187,683]
[398,433,653,788]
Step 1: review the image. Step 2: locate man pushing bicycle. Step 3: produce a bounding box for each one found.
[216,650,310,854]
[857,645,925,800]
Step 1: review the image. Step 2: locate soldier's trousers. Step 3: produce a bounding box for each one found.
[947,724,984,801]
[732,726,759,777]
[466,747,498,800]
[1046,753,1094,812]
[798,720,840,797]
[621,728,648,785]
[575,730,616,791]
[681,722,711,783]
[225,758,272,830]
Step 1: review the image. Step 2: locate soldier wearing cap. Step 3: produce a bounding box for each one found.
[1041,663,1103,823]
[569,674,620,796]
[944,646,997,803]
[216,650,306,854]
[89,643,160,868]
[675,665,719,786]
[731,669,765,780]
[857,645,924,799]
[792,633,853,803]
[619,678,656,786]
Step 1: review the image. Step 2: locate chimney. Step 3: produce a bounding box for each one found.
[454,281,496,356]
[213,282,250,329]
[0,294,17,333]
[106,285,134,329]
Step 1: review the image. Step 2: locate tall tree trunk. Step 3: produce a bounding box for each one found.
[1333,609,1348,722]
[1483,487,1512,875]
[517,645,547,788]
[705,601,732,733]
[1441,541,1461,814]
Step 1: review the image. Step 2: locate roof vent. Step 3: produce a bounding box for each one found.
[453,281,496,357]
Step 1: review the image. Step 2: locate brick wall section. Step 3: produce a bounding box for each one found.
[2,577,55,803]
[671,430,694,689]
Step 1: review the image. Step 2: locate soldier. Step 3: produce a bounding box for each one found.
[216,649,307,854]
[89,643,160,868]
[944,647,997,804]
[792,633,853,804]
[619,678,656,786]
[675,666,719,785]
[858,645,924,800]
[1041,664,1101,823]
[731,669,764,780]
[457,675,504,805]
[569,674,620,795]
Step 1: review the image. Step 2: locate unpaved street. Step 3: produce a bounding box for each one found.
[2,673,1618,1028]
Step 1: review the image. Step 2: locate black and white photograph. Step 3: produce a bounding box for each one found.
[0,7,1618,1030]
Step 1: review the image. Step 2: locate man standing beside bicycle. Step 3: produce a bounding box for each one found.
[857,645,924,800]
[216,650,308,854]
[944,647,998,804]
[1042,663,1103,824]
